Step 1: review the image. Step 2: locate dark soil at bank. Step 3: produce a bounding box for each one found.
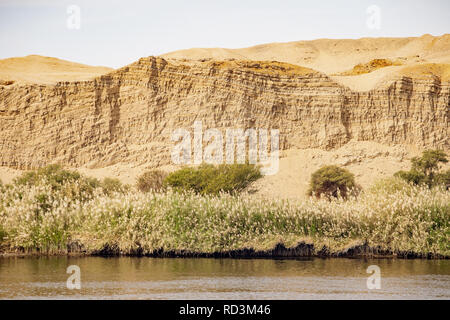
[2,242,448,259]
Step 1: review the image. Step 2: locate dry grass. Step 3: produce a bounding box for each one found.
[0,175,448,256]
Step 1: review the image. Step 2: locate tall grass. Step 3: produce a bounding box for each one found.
[0,176,448,256]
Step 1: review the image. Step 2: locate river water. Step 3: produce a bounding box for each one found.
[0,257,448,299]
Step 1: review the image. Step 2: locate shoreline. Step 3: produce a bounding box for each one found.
[2,176,448,261]
[1,243,448,259]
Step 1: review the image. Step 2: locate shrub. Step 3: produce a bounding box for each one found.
[436,169,450,190]
[164,166,207,194]
[14,164,81,190]
[308,165,357,199]
[136,170,167,193]
[164,163,262,195]
[411,150,447,175]
[13,164,101,201]
[0,225,6,245]
[369,176,413,195]
[395,149,448,188]
[394,170,426,185]
[101,177,128,195]
[80,177,102,192]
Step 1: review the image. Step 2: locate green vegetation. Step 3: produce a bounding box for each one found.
[0,225,6,245]
[308,165,357,199]
[12,164,101,202]
[369,176,413,195]
[0,164,448,257]
[136,170,168,193]
[436,169,450,189]
[11,164,130,199]
[101,177,129,195]
[164,163,262,195]
[14,164,83,189]
[395,150,448,188]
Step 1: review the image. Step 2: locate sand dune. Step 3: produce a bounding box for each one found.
[0,55,113,85]
[162,34,450,91]
[1,34,448,90]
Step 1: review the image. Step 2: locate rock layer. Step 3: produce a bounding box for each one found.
[0,57,448,169]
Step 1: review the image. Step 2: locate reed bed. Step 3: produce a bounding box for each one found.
[0,179,448,257]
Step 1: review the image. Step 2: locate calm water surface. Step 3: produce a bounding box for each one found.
[0,257,448,299]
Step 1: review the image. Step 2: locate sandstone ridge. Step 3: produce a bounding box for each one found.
[0,56,448,173]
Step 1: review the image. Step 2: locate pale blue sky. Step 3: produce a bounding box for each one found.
[0,0,449,68]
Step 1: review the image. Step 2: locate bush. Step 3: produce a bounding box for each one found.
[0,225,6,245]
[436,169,450,190]
[369,177,413,195]
[14,164,81,190]
[308,165,357,199]
[395,149,448,188]
[136,170,167,193]
[13,164,101,201]
[164,163,262,195]
[394,170,426,185]
[101,177,128,195]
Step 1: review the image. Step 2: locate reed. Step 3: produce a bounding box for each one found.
[0,176,448,256]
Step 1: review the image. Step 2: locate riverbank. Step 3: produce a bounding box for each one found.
[1,182,449,259]
[2,241,449,259]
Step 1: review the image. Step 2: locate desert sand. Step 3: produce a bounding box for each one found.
[0,141,435,200]
[0,35,448,199]
[0,55,113,85]
[162,34,450,91]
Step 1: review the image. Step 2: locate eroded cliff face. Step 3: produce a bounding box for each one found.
[0,57,448,169]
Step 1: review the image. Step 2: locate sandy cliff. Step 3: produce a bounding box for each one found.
[0,36,448,198]
[1,56,448,168]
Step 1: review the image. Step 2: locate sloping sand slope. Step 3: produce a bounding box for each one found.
[162,34,450,91]
[0,55,113,84]
[0,141,435,201]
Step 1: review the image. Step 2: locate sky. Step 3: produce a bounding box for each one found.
[0,0,449,68]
